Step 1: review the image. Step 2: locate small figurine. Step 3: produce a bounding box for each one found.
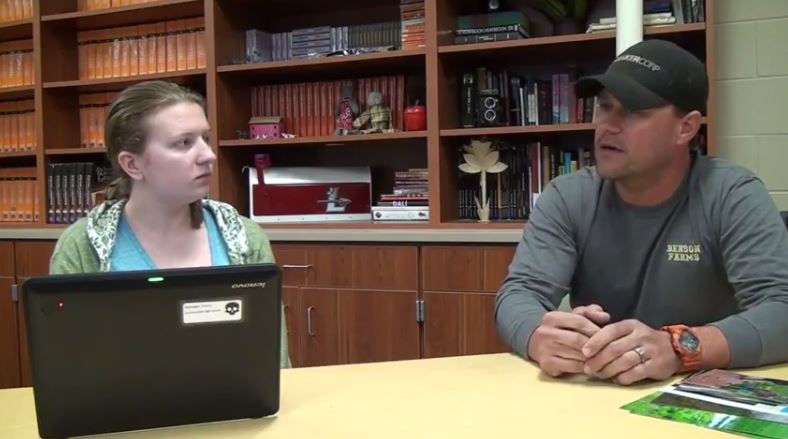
[335,80,360,135]
[353,91,392,134]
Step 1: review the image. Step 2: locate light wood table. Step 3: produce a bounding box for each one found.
[1,353,786,438]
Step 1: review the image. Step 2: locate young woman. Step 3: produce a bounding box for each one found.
[50,80,290,368]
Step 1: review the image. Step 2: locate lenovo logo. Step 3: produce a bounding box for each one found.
[231,282,266,289]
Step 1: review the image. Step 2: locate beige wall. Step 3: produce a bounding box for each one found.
[715,0,788,208]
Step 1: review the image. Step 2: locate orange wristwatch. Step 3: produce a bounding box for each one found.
[660,324,702,373]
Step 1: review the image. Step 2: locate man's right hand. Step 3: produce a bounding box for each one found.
[527,304,610,377]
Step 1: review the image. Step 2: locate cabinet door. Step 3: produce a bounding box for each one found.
[422,245,516,293]
[482,246,516,292]
[282,286,301,367]
[0,242,17,388]
[14,241,56,387]
[349,246,418,291]
[0,275,19,389]
[422,246,484,292]
[422,291,509,358]
[338,289,420,364]
[307,245,351,288]
[300,288,339,367]
[272,244,309,287]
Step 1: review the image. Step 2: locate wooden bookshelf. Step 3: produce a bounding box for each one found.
[40,0,203,29]
[43,70,207,93]
[220,131,428,148]
[0,84,34,100]
[217,49,426,80]
[0,0,716,230]
[0,150,36,159]
[44,148,107,156]
[438,23,706,54]
[441,123,595,137]
[0,19,33,41]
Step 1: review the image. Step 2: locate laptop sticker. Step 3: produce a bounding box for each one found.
[182,298,244,325]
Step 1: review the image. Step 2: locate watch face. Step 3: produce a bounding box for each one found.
[679,330,700,353]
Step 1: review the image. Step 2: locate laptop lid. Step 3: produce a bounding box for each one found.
[22,263,282,439]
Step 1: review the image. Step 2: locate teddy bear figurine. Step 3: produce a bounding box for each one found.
[353,91,393,134]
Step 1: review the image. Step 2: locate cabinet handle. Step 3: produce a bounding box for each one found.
[307,306,315,336]
[282,264,313,269]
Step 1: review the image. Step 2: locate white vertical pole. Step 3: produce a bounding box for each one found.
[616,0,643,55]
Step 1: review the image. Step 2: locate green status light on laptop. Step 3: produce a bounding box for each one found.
[147,277,164,283]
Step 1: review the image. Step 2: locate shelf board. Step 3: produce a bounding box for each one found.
[217,49,426,81]
[644,22,706,36]
[0,222,41,228]
[220,131,428,148]
[45,147,107,156]
[439,23,706,54]
[43,70,206,93]
[41,0,203,30]
[0,149,36,159]
[260,221,434,229]
[441,123,594,137]
[0,19,32,41]
[441,221,525,229]
[0,84,34,100]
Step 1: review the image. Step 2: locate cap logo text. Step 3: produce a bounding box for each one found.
[231,282,266,289]
[615,54,661,72]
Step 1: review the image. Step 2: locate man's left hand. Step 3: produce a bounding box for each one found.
[581,319,681,385]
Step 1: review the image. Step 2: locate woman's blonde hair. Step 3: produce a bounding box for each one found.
[104,80,207,228]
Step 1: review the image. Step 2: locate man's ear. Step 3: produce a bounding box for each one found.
[117,151,144,181]
[677,110,702,146]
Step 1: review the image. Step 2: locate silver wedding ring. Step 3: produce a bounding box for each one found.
[633,346,646,364]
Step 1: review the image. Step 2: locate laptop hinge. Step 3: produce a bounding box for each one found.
[10,284,18,303]
[416,299,424,322]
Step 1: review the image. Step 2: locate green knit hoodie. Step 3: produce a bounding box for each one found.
[49,198,291,368]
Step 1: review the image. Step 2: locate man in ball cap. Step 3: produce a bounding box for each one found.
[496,39,788,385]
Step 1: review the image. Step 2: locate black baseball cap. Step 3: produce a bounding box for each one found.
[575,39,708,114]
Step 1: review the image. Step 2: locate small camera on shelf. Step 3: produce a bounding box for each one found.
[477,88,503,126]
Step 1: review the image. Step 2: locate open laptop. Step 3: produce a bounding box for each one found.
[22,263,282,439]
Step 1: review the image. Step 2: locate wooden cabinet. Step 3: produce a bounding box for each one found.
[0,242,18,389]
[421,245,515,359]
[14,241,56,387]
[0,239,516,383]
[0,241,55,388]
[338,289,420,364]
[299,288,340,367]
[273,242,516,367]
[273,244,420,368]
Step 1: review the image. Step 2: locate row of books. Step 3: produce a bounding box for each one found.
[373,167,429,222]
[587,12,678,33]
[79,93,118,149]
[251,74,406,138]
[0,0,32,23]
[454,10,530,45]
[462,67,595,128]
[47,162,111,225]
[400,0,425,49]
[254,22,403,63]
[0,99,35,152]
[587,0,705,33]
[78,0,157,10]
[77,18,207,80]
[0,39,33,89]
[0,167,38,223]
[456,142,593,220]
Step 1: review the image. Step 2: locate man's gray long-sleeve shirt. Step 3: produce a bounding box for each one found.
[495,154,788,368]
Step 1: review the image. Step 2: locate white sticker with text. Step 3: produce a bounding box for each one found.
[182,299,243,325]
